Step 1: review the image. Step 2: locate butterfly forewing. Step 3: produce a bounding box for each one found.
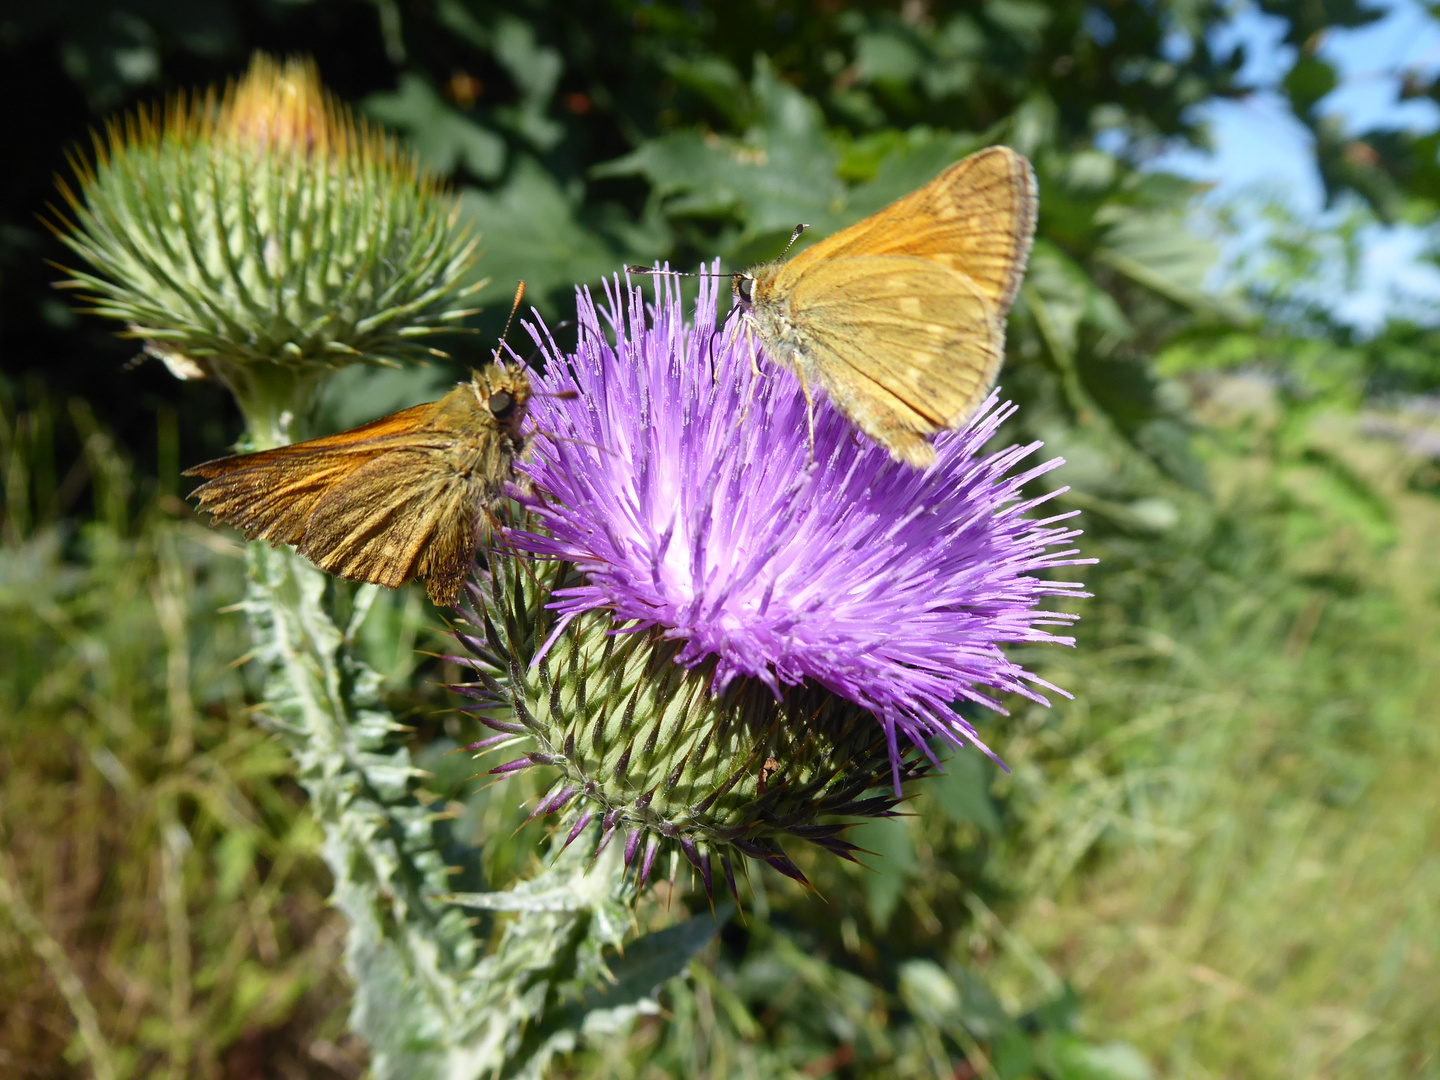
[184,365,532,606]
[780,145,1037,310]
[740,145,1037,468]
[298,450,483,602]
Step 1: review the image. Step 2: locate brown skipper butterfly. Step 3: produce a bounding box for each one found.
[184,362,533,607]
[732,145,1037,468]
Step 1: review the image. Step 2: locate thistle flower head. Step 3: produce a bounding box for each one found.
[451,271,1089,892]
[50,53,482,441]
[515,271,1089,770]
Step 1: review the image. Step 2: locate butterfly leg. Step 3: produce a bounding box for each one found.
[713,305,743,385]
[794,367,817,463]
[745,318,769,381]
[735,318,768,428]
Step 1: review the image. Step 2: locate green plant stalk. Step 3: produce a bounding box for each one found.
[239,538,716,1079]
[222,362,329,450]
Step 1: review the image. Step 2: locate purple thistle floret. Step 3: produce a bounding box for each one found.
[513,270,1090,770]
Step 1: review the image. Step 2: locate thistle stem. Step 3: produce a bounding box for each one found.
[239,545,663,1079]
[219,361,326,448]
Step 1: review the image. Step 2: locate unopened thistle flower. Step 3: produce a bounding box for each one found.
[50,53,481,439]
[450,271,1089,892]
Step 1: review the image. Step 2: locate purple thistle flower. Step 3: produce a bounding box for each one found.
[513,270,1089,771]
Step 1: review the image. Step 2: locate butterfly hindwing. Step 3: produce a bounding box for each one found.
[788,254,1002,467]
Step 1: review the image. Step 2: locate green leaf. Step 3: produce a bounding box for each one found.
[492,15,564,150]
[365,74,506,180]
[928,749,1002,834]
[848,815,918,929]
[1288,449,1398,548]
[1042,1034,1155,1080]
[1094,206,1247,321]
[854,26,928,85]
[897,959,963,1027]
[1283,55,1339,115]
[842,130,983,215]
[593,57,843,248]
[663,54,751,126]
[459,158,625,315]
[574,905,733,1024]
[1027,240,1090,363]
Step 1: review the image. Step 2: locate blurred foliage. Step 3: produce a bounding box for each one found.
[3,0,1440,1077]
[0,388,363,1079]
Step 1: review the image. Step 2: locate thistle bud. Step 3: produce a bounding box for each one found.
[51,54,483,440]
[452,549,926,896]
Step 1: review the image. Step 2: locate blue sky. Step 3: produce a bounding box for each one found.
[1148,0,1440,330]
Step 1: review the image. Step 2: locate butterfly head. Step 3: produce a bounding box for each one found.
[732,272,756,314]
[469,363,533,438]
[733,262,786,317]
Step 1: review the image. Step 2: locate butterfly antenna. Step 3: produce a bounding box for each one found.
[532,429,616,458]
[780,223,810,256]
[492,281,526,364]
[625,265,742,280]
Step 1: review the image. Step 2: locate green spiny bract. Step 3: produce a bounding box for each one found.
[49,54,482,403]
[450,545,927,899]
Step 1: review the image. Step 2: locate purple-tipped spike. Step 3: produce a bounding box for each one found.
[453,632,501,666]
[624,827,643,867]
[811,835,863,862]
[730,838,769,860]
[765,853,809,886]
[534,785,577,819]
[563,810,594,849]
[462,733,516,753]
[448,683,499,702]
[471,714,528,734]
[638,837,661,887]
[489,757,534,776]
[787,823,848,840]
[434,652,484,667]
[721,854,739,902]
[678,836,704,870]
[595,809,622,859]
[595,822,618,858]
[677,838,713,898]
[454,697,509,711]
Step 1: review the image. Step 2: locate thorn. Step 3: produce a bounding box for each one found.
[679,838,713,900]
[639,837,661,888]
[488,757,533,776]
[721,853,740,904]
[765,854,811,889]
[563,810,594,849]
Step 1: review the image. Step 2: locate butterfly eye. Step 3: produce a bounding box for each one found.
[489,390,516,419]
[734,276,754,309]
